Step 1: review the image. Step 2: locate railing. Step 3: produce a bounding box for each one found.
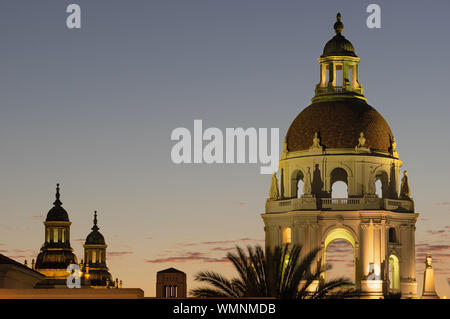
[265,197,414,213]
[315,86,363,95]
[321,198,361,205]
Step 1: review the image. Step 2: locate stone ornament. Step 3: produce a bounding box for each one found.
[367,168,376,195]
[310,132,323,151]
[303,167,312,195]
[400,171,410,199]
[355,131,370,152]
[269,172,280,200]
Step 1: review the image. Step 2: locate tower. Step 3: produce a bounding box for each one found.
[156,268,187,298]
[262,14,418,299]
[35,184,79,286]
[83,211,113,287]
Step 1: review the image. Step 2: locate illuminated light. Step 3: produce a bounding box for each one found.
[282,227,292,244]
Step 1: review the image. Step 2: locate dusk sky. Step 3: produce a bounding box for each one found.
[1,0,450,297]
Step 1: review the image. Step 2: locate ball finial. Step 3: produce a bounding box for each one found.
[334,12,344,34]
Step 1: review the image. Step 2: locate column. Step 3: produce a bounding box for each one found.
[343,62,349,87]
[329,62,336,87]
[320,63,327,87]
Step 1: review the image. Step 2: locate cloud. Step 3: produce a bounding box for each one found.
[107,251,133,258]
[416,244,450,252]
[146,251,229,264]
[29,215,44,221]
[210,247,237,252]
[179,238,264,247]
[232,201,246,207]
[426,230,446,235]
[435,202,450,206]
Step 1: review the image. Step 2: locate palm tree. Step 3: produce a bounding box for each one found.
[190,244,354,299]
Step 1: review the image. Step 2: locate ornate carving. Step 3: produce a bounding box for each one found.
[355,132,370,152]
[303,167,312,195]
[367,168,376,195]
[425,253,433,269]
[269,172,280,200]
[310,132,324,151]
[358,132,366,147]
[400,170,411,199]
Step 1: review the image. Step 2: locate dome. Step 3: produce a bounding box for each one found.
[321,13,356,58]
[35,249,77,269]
[85,211,106,245]
[322,34,356,57]
[45,184,70,222]
[85,230,105,245]
[46,206,69,222]
[286,99,394,153]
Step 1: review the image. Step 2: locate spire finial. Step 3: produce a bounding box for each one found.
[53,183,62,206]
[92,211,99,231]
[334,12,344,35]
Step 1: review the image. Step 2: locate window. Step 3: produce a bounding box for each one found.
[92,251,96,263]
[98,251,102,263]
[282,227,292,244]
[46,229,50,243]
[53,229,58,243]
[389,228,397,243]
[62,229,66,243]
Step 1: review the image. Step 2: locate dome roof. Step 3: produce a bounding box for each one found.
[286,99,394,153]
[85,211,106,245]
[85,230,105,245]
[321,13,356,58]
[45,184,70,222]
[46,206,69,222]
[322,34,356,57]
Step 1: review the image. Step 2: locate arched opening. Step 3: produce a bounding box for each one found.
[388,255,400,292]
[322,228,356,284]
[330,168,348,198]
[325,240,355,284]
[295,171,304,198]
[389,228,397,243]
[375,180,382,198]
[297,180,304,198]
[375,171,389,198]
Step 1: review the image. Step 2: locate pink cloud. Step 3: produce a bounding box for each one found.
[232,201,246,207]
[107,251,133,258]
[146,251,229,264]
[435,202,450,206]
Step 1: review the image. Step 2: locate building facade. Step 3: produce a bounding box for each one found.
[262,14,418,299]
[156,268,187,298]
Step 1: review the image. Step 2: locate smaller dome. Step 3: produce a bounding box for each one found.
[85,211,106,245]
[322,35,356,57]
[321,13,357,58]
[85,230,105,245]
[45,184,70,222]
[46,206,69,222]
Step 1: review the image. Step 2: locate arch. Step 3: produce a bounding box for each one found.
[375,179,382,198]
[388,227,397,243]
[374,169,389,198]
[330,167,348,198]
[388,255,400,291]
[291,169,304,198]
[322,227,357,283]
[324,227,356,249]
